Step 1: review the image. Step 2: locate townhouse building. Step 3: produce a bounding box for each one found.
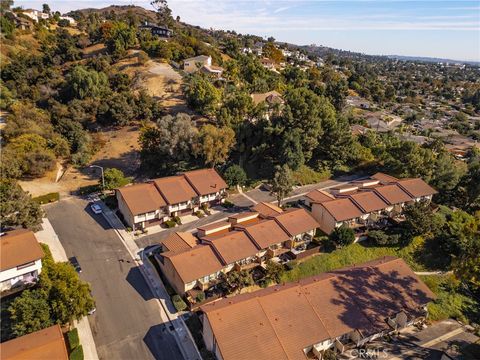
[155,204,320,295]
[0,229,44,294]
[200,257,435,360]
[306,173,437,235]
[116,168,227,230]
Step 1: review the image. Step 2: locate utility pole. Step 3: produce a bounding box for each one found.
[89,165,105,191]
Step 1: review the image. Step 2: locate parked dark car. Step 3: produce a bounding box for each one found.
[69,256,82,273]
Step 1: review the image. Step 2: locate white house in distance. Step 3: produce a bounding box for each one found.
[22,9,49,22]
[0,229,44,294]
[183,55,224,77]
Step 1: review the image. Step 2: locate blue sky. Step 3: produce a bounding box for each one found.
[16,0,480,61]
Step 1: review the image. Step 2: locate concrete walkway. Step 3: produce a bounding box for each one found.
[36,218,100,360]
[96,202,202,360]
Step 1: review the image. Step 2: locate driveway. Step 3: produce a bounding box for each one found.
[45,197,183,360]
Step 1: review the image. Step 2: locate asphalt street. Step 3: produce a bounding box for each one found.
[45,197,183,360]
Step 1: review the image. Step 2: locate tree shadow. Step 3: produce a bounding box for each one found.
[143,323,182,360]
[126,266,155,301]
[328,261,435,338]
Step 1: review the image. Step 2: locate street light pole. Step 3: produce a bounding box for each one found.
[89,165,105,191]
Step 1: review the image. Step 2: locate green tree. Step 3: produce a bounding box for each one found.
[103,168,132,190]
[139,113,199,176]
[270,164,294,206]
[8,290,52,337]
[42,3,51,14]
[103,21,137,59]
[198,125,235,167]
[0,179,43,230]
[217,89,254,128]
[403,201,442,238]
[184,73,221,116]
[431,152,467,192]
[329,225,355,247]
[67,65,109,100]
[452,236,480,291]
[279,129,305,171]
[265,260,285,284]
[223,165,247,187]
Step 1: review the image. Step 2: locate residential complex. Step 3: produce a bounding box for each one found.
[0,324,69,360]
[116,168,227,230]
[200,257,435,360]
[155,203,319,296]
[306,173,437,235]
[0,229,44,294]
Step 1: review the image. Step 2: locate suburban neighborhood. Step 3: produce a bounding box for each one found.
[0,1,479,360]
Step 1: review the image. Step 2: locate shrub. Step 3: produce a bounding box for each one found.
[102,168,132,190]
[69,345,84,360]
[222,200,234,208]
[67,328,80,350]
[292,165,331,186]
[195,292,205,303]
[173,216,182,225]
[165,220,176,228]
[223,165,247,187]
[368,230,390,245]
[323,349,337,360]
[329,226,355,248]
[172,295,187,312]
[195,210,204,218]
[32,192,60,204]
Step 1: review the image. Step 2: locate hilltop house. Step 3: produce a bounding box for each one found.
[0,324,68,360]
[0,229,44,294]
[183,55,224,77]
[139,22,172,37]
[155,204,319,295]
[306,173,437,235]
[200,257,435,360]
[116,169,227,230]
[22,9,49,22]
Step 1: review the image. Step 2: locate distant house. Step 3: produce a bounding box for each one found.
[0,229,44,294]
[1,324,68,360]
[306,173,437,235]
[59,15,76,25]
[252,41,264,55]
[139,22,172,38]
[260,58,275,70]
[116,168,228,230]
[183,55,224,77]
[22,9,49,22]
[250,91,284,107]
[155,205,319,295]
[200,257,435,360]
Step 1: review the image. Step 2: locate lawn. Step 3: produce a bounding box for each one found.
[281,236,428,283]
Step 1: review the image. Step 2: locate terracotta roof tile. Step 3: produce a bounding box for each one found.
[273,208,320,237]
[162,245,223,283]
[241,219,290,249]
[371,172,399,184]
[396,178,438,198]
[252,202,283,217]
[0,229,44,271]
[161,232,198,253]
[320,198,364,222]
[205,231,259,265]
[202,257,435,360]
[183,168,227,196]
[347,191,390,213]
[372,184,413,205]
[153,176,197,204]
[305,189,335,203]
[1,324,68,360]
[117,183,166,215]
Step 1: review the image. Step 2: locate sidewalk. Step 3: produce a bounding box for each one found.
[97,202,202,360]
[36,218,100,360]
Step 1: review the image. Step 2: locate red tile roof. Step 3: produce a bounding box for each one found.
[273,208,320,237]
[1,325,68,360]
[0,229,44,271]
[241,219,291,249]
[205,231,259,265]
[396,178,438,198]
[372,184,413,205]
[153,176,197,204]
[319,198,364,222]
[371,172,399,183]
[183,168,227,196]
[347,191,389,213]
[117,183,166,215]
[202,257,435,360]
[161,232,198,252]
[305,189,335,203]
[252,202,283,217]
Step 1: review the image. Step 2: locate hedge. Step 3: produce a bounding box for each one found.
[67,328,80,350]
[69,345,84,360]
[32,192,60,204]
[172,294,187,312]
[165,220,176,228]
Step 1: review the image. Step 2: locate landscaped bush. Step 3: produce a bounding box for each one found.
[329,226,355,248]
[194,210,204,218]
[222,200,234,208]
[195,292,205,303]
[67,328,80,350]
[164,220,176,228]
[172,295,187,312]
[69,345,84,360]
[32,192,60,204]
[173,216,182,225]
